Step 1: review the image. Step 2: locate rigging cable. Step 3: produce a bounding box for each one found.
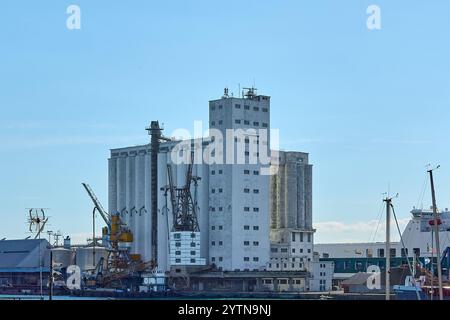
[370,201,385,243]
[416,175,428,210]
[391,203,421,300]
[363,201,385,268]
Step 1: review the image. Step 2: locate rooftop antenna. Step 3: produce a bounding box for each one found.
[27,208,49,240]
[222,87,229,99]
[46,230,54,244]
[27,208,49,300]
[53,231,62,247]
[243,87,258,99]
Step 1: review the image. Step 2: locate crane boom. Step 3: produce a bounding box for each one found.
[82,183,111,228]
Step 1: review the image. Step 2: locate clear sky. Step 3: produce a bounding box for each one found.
[1,1,450,244]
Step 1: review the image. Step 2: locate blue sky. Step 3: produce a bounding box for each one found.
[1,1,450,243]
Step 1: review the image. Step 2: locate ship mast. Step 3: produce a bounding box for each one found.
[428,166,443,300]
[384,197,392,300]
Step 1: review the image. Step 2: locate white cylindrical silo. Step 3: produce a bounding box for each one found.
[305,165,313,229]
[75,247,108,273]
[143,152,152,262]
[52,248,75,268]
[108,158,118,215]
[286,160,298,229]
[117,156,127,217]
[297,164,305,229]
[157,151,169,272]
[135,153,146,258]
[126,155,135,252]
[277,164,286,229]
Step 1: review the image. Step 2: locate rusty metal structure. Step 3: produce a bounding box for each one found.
[164,151,200,232]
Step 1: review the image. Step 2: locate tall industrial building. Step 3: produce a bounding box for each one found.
[107,88,333,291]
[208,88,271,271]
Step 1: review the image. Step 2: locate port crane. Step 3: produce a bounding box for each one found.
[164,151,200,232]
[82,183,139,287]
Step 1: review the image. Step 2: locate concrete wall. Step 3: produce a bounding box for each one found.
[309,260,334,292]
[209,95,271,271]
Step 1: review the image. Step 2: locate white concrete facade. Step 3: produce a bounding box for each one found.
[208,94,271,271]
[309,260,334,292]
[169,232,206,266]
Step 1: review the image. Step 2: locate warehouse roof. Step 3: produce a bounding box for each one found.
[0,239,50,271]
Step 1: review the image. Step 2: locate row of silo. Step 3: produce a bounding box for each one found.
[270,151,313,230]
[51,246,108,273]
[108,141,210,272]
